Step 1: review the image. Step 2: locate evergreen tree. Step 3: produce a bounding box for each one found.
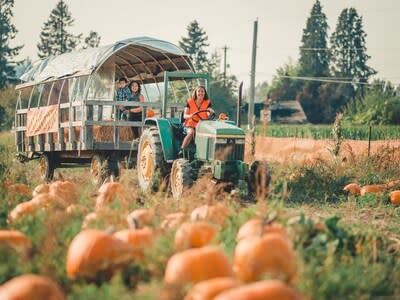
[299,0,329,77]
[82,31,101,49]
[179,20,209,72]
[0,0,22,89]
[37,0,81,58]
[330,7,376,95]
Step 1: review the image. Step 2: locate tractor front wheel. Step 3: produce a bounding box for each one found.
[137,127,168,193]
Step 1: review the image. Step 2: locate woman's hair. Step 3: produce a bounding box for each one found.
[129,80,142,94]
[192,85,209,100]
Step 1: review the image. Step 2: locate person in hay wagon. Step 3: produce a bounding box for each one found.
[116,77,132,120]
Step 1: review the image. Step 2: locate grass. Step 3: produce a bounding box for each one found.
[0,130,399,299]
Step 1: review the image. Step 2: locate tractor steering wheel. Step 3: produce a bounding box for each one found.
[191,109,216,122]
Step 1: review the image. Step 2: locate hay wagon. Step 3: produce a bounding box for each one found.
[14,36,197,184]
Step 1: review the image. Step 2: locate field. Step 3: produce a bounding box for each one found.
[0,130,399,299]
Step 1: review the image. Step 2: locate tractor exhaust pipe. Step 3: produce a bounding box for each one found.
[237,81,243,127]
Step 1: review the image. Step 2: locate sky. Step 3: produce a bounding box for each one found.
[11,0,400,89]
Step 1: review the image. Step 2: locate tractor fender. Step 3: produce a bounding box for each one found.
[144,118,175,162]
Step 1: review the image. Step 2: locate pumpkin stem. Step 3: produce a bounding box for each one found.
[105,225,116,234]
[127,215,139,229]
[260,214,278,236]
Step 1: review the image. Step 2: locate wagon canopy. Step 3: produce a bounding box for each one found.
[17,36,194,88]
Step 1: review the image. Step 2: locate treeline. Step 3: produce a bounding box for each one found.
[264,0,400,125]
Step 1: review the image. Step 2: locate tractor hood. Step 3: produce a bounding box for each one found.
[196,120,245,138]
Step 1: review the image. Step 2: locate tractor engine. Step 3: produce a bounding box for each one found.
[195,120,247,182]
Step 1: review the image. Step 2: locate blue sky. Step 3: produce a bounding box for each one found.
[11,0,400,88]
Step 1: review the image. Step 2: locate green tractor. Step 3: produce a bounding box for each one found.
[136,72,270,200]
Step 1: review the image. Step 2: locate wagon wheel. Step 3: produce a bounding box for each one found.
[247,160,271,200]
[38,153,55,182]
[170,159,194,201]
[137,127,169,193]
[90,154,108,187]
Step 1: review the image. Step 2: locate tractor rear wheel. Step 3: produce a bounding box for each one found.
[247,160,271,199]
[170,159,194,201]
[137,127,168,193]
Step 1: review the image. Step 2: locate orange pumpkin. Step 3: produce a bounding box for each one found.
[234,233,297,283]
[31,193,57,206]
[185,277,241,300]
[32,183,50,197]
[126,208,154,229]
[164,246,233,287]
[389,190,400,205]
[8,201,39,223]
[6,183,31,197]
[49,180,79,204]
[343,183,361,196]
[0,274,65,300]
[174,221,217,251]
[96,182,126,210]
[0,230,31,253]
[66,229,135,278]
[236,218,288,242]
[190,204,230,226]
[360,184,384,196]
[214,279,302,300]
[146,109,155,117]
[113,228,154,260]
[160,212,187,229]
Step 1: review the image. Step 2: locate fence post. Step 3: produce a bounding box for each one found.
[368,125,372,157]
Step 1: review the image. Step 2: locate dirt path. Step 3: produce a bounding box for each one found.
[248,136,400,164]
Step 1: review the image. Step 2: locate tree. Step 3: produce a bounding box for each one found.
[37,0,81,58]
[206,51,238,119]
[179,20,209,72]
[330,7,376,96]
[267,59,302,101]
[82,31,101,49]
[0,0,22,89]
[299,0,329,78]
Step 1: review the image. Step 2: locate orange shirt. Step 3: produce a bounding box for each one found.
[184,98,211,128]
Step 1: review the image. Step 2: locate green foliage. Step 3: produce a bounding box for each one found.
[82,31,101,49]
[179,20,209,72]
[299,0,330,78]
[268,58,303,101]
[257,124,400,140]
[345,80,400,125]
[0,87,18,131]
[0,0,22,89]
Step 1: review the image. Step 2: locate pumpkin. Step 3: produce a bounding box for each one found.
[236,218,288,242]
[234,233,297,283]
[66,229,135,278]
[174,221,217,251]
[8,201,39,223]
[214,279,302,300]
[147,109,155,117]
[160,212,187,229]
[113,228,154,260]
[96,182,126,210]
[389,190,400,205]
[49,180,79,204]
[6,183,31,197]
[184,277,241,300]
[126,208,154,229]
[31,193,57,206]
[164,246,233,287]
[343,183,361,196]
[190,204,230,226]
[0,274,65,300]
[360,184,384,196]
[65,204,86,215]
[32,183,50,197]
[0,230,31,253]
